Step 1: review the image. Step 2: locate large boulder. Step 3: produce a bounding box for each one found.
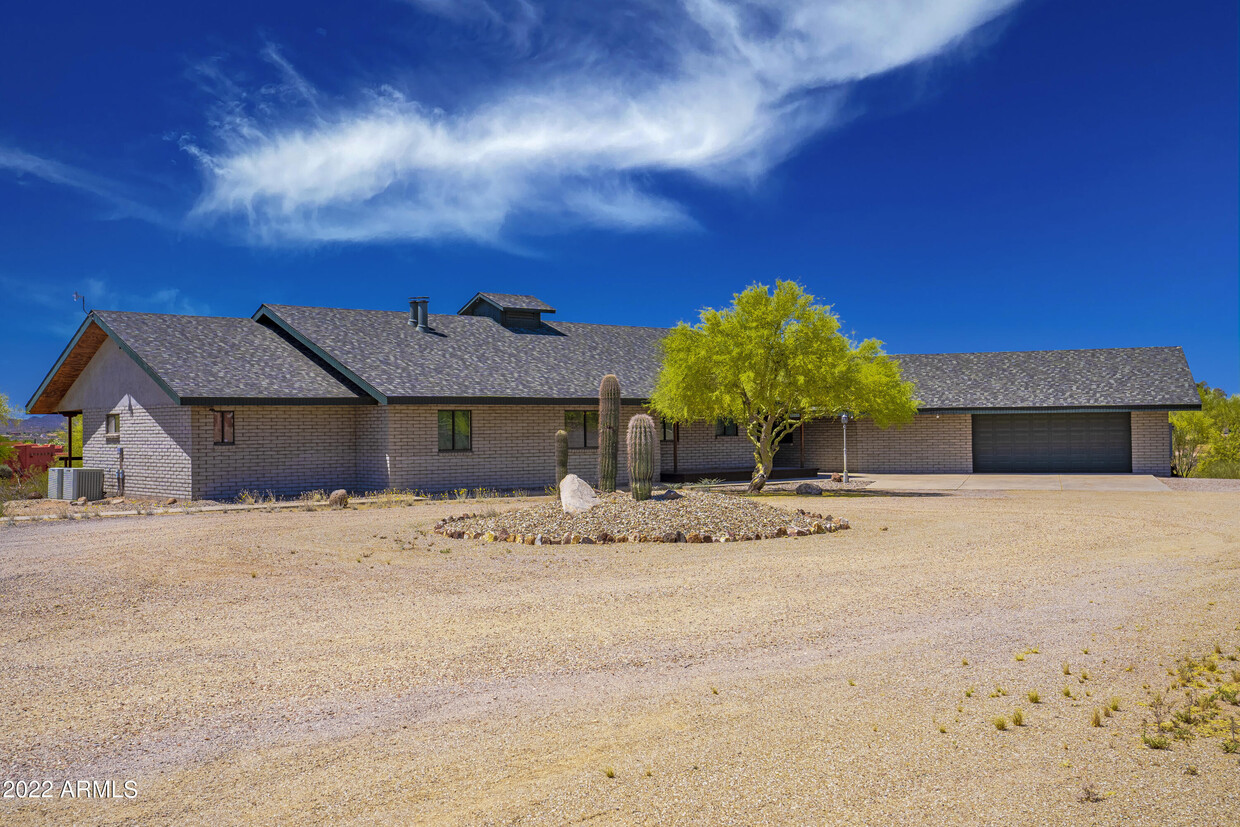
[559,474,600,514]
[328,489,349,509]
[795,483,823,496]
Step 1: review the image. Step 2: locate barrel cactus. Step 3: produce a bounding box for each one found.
[598,374,621,493]
[555,429,568,487]
[626,414,657,502]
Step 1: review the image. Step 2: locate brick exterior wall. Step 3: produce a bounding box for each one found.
[81,405,193,500]
[62,340,194,500]
[383,404,659,493]
[1130,410,1171,476]
[803,414,974,474]
[659,420,757,475]
[190,406,363,500]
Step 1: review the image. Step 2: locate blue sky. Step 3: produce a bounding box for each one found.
[1,0,1236,411]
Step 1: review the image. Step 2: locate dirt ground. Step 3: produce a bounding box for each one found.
[0,490,1237,825]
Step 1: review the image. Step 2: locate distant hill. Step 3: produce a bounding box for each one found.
[2,414,63,437]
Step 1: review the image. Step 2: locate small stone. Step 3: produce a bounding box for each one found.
[686,532,703,543]
[661,531,679,543]
[700,533,713,543]
[482,531,496,543]
[524,534,536,545]
[579,536,595,545]
[811,522,824,534]
[795,483,822,496]
[774,526,787,538]
[595,533,611,544]
[659,489,683,500]
[165,498,178,505]
[110,498,124,505]
[789,527,807,537]
[73,497,87,506]
[562,533,573,545]
[534,534,545,546]
[826,524,836,533]
[570,534,583,544]
[831,472,843,483]
[614,534,628,543]
[675,531,687,543]
[328,489,348,509]
[839,518,850,529]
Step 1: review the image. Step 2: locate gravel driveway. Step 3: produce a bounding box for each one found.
[1,490,1237,825]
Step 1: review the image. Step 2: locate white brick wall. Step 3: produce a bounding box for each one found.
[81,403,193,500]
[384,404,660,493]
[190,406,363,500]
[1130,410,1171,476]
[804,414,974,474]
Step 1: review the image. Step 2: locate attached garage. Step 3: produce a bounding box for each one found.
[972,412,1132,473]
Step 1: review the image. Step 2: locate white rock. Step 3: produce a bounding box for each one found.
[559,474,600,514]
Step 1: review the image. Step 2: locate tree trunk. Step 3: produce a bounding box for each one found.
[747,418,776,493]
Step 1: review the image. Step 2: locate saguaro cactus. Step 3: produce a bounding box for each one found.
[626,414,657,502]
[598,374,621,492]
[555,429,569,487]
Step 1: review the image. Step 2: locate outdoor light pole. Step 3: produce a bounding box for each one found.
[840,412,850,484]
[72,291,86,314]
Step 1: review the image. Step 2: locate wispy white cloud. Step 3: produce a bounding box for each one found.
[186,0,1020,245]
[0,274,209,339]
[0,146,170,226]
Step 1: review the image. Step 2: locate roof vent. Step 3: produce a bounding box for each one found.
[409,297,429,332]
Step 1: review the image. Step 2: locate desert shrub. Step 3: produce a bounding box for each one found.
[1196,458,1240,478]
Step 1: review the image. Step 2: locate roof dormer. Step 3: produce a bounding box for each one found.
[457,292,556,330]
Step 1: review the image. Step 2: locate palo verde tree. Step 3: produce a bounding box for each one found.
[650,281,918,493]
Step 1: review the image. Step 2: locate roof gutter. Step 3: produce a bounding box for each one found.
[918,404,1202,415]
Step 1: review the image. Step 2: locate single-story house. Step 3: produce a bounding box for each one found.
[27,292,1201,500]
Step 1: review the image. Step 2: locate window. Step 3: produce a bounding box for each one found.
[715,418,739,437]
[213,411,235,445]
[564,411,599,449]
[105,413,121,438]
[661,418,675,442]
[438,410,472,451]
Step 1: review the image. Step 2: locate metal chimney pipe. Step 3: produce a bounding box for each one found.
[409,297,429,331]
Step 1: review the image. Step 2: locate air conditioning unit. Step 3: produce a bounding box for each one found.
[63,468,104,502]
[47,467,65,499]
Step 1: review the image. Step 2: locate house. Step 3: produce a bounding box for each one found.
[26,292,1201,500]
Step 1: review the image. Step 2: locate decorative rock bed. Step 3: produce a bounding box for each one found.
[434,490,849,544]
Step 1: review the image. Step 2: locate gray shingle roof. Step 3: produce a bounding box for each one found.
[259,305,664,401]
[895,347,1199,410]
[95,310,366,402]
[59,306,1198,412]
[460,292,556,313]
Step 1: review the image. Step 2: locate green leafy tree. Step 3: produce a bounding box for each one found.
[0,393,14,467]
[1170,410,1214,478]
[1172,382,1240,478]
[650,281,919,492]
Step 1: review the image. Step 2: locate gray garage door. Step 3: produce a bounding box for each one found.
[972,413,1132,473]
